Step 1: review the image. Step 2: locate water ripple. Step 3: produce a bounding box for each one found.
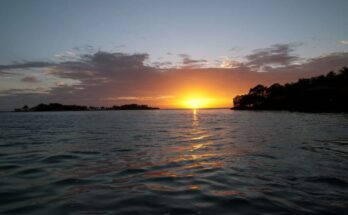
[0,110,347,214]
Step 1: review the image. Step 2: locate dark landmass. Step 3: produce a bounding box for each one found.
[232,67,348,112]
[14,103,159,112]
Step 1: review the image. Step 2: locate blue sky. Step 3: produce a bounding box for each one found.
[1,0,347,64]
[0,0,348,110]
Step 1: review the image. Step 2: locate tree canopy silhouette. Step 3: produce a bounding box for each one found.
[232,67,348,112]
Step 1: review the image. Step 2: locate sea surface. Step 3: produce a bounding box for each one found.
[0,109,347,214]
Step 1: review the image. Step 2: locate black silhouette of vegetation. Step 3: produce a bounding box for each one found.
[14,103,159,112]
[232,67,348,112]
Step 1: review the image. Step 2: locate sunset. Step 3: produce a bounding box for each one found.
[0,0,347,214]
[183,97,214,109]
[1,1,348,110]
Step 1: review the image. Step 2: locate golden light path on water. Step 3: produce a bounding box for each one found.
[158,109,227,191]
[66,109,233,194]
[66,108,250,198]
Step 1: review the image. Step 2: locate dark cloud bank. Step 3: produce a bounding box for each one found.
[0,44,348,110]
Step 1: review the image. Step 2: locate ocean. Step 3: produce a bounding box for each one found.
[0,109,347,214]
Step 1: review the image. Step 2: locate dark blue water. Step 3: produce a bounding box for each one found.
[0,110,347,214]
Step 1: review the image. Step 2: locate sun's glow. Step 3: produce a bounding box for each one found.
[168,87,233,109]
[182,97,216,109]
[185,98,207,109]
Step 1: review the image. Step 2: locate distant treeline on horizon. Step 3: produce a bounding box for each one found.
[232,67,348,113]
[14,103,159,112]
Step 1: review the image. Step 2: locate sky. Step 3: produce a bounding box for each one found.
[0,0,348,110]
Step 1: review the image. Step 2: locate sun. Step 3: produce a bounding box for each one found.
[186,98,204,109]
[174,89,223,109]
[184,98,214,109]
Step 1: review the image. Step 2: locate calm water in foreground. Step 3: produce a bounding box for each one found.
[0,110,347,214]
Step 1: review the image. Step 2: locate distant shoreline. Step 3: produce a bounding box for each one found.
[2,108,347,114]
[5,107,232,112]
[13,103,159,112]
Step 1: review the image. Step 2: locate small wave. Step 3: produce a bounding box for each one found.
[111,148,133,152]
[249,153,277,159]
[305,176,348,187]
[0,164,21,170]
[70,150,100,155]
[14,168,48,179]
[330,140,348,145]
[41,154,79,163]
[52,177,92,186]
[118,168,147,175]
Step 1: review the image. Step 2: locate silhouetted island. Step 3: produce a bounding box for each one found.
[14,103,159,112]
[232,67,348,112]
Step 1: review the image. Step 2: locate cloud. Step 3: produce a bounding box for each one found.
[108,96,174,101]
[0,70,10,76]
[246,44,299,70]
[229,46,243,52]
[21,75,41,83]
[263,52,348,76]
[46,52,152,83]
[0,45,348,110]
[341,40,348,45]
[0,87,48,96]
[219,57,241,68]
[0,62,56,70]
[55,51,78,60]
[151,61,173,68]
[178,54,208,68]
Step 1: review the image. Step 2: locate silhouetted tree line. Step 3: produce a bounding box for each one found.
[232,67,348,112]
[14,103,159,112]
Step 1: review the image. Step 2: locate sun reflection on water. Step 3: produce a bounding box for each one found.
[192,109,199,127]
[64,109,231,195]
[166,109,227,174]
